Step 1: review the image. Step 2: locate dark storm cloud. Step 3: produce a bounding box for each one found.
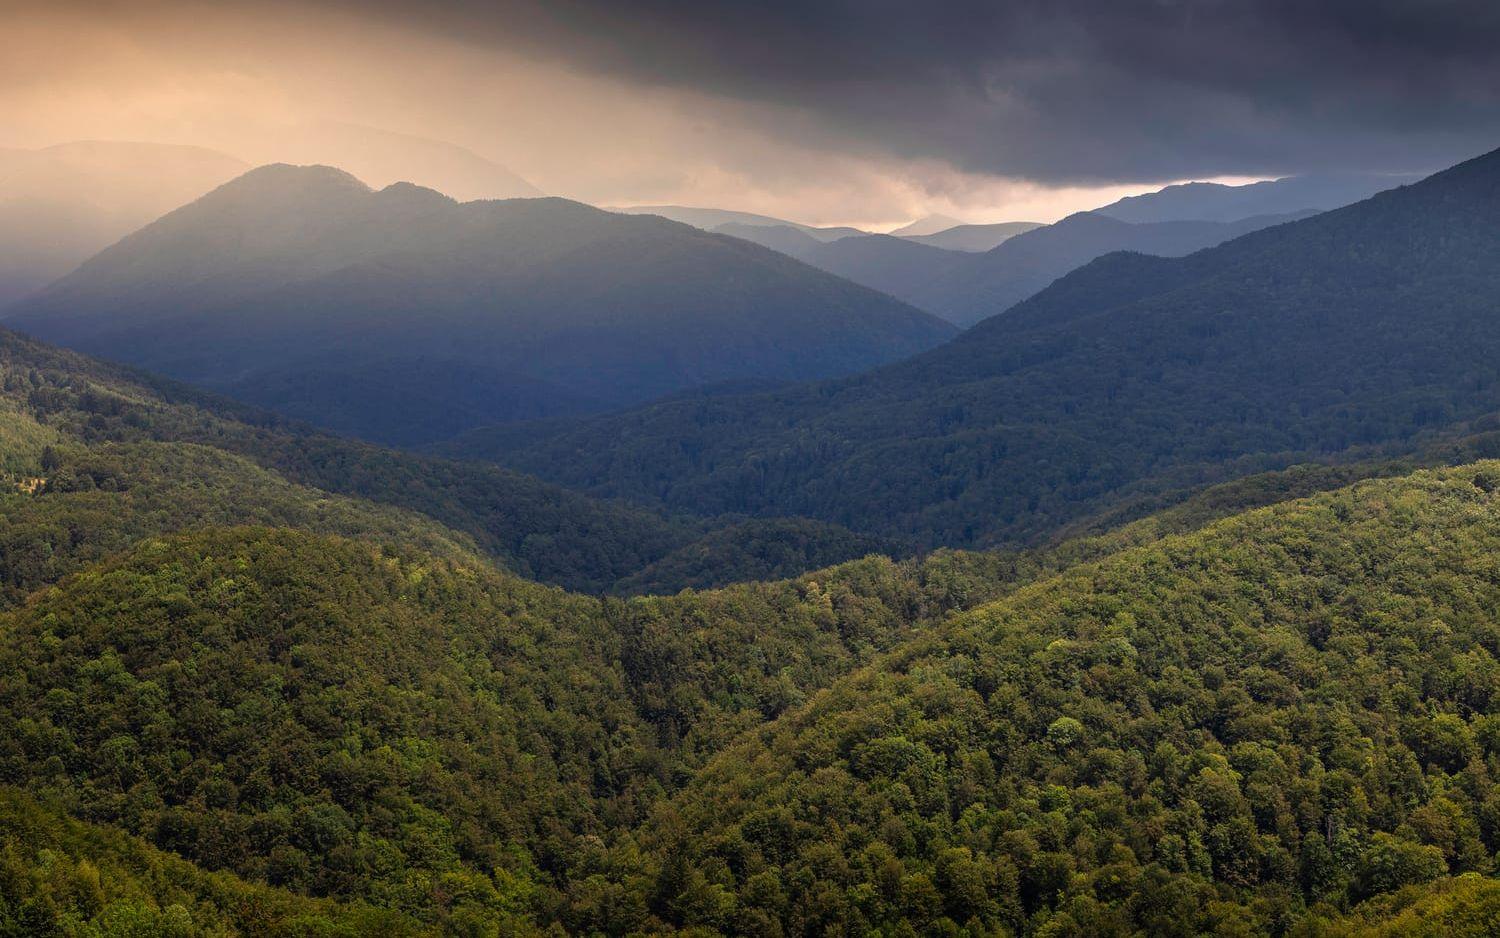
[337,0,1500,182]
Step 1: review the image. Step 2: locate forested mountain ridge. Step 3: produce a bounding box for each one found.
[0,324,890,595]
[7,390,1500,932]
[619,462,1500,935]
[4,164,954,444]
[473,146,1500,550]
[7,306,1500,931]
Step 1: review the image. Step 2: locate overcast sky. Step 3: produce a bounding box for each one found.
[5,0,1497,227]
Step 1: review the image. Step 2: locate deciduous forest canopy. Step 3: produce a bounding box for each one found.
[6,2,1500,935]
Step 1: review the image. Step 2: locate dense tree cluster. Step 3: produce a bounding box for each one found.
[607,466,1500,935]
[7,340,1500,933]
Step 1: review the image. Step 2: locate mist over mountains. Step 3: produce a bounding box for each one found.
[716,208,1314,327]
[5,78,1500,937]
[4,163,954,444]
[0,141,249,305]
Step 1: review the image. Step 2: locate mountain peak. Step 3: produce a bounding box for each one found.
[374,180,456,209]
[220,162,371,195]
[889,214,964,237]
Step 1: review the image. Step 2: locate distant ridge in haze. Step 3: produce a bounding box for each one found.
[0,140,248,305]
[611,204,867,241]
[888,213,964,237]
[913,208,1316,326]
[251,121,542,201]
[6,164,954,445]
[716,210,1310,327]
[900,220,1043,251]
[1096,170,1421,223]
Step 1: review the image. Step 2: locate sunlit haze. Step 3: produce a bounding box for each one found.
[8,1,1489,226]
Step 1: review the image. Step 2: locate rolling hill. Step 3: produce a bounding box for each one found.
[468,146,1500,548]
[5,165,954,444]
[6,323,1500,931]
[624,462,1500,934]
[0,324,897,596]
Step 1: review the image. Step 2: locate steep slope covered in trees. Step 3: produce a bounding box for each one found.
[621,463,1500,935]
[0,324,898,594]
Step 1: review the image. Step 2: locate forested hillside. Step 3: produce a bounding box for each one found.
[0,326,887,595]
[5,165,953,444]
[475,147,1500,551]
[613,463,1500,934]
[5,354,1500,932]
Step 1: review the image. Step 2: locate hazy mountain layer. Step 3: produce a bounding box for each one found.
[717,209,1312,327]
[6,164,954,444]
[900,220,1043,251]
[610,204,867,241]
[1097,170,1421,223]
[0,140,248,305]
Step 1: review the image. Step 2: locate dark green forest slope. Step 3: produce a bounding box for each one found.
[6,432,1500,933]
[472,146,1500,552]
[0,787,421,936]
[6,312,1500,932]
[619,463,1500,935]
[0,326,888,594]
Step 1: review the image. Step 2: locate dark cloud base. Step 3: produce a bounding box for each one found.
[336,0,1500,183]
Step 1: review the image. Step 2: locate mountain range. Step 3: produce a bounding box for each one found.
[456,148,1500,551]
[609,204,868,241]
[1096,170,1425,223]
[4,164,954,444]
[899,220,1044,251]
[716,209,1314,326]
[4,130,1500,935]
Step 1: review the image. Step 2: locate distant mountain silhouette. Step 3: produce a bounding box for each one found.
[0,140,248,305]
[1096,171,1421,223]
[6,164,954,445]
[716,210,1310,327]
[912,209,1316,325]
[611,204,866,241]
[888,213,964,237]
[713,224,971,316]
[244,121,541,201]
[900,220,1043,251]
